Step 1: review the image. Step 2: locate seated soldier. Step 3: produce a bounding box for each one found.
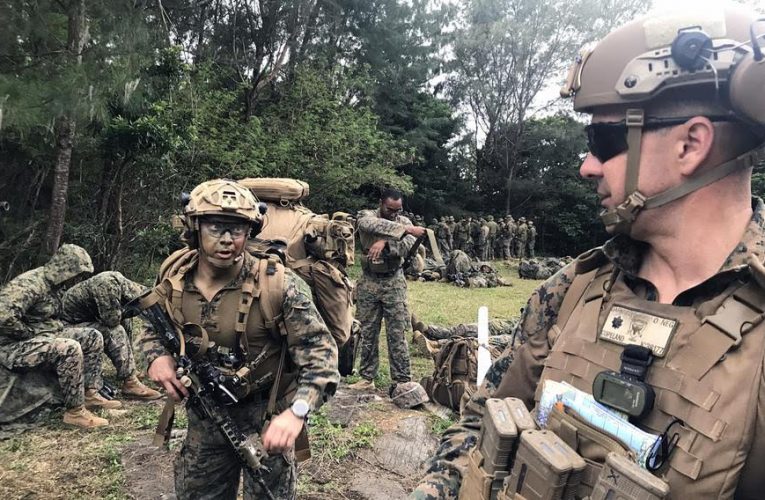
[0,244,121,429]
[62,271,160,400]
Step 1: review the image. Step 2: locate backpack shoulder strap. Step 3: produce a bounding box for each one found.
[251,253,286,337]
[157,247,198,326]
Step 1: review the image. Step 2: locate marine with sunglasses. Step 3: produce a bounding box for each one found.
[412,4,765,499]
[141,179,339,500]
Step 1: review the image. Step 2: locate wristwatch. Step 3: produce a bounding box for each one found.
[290,399,310,419]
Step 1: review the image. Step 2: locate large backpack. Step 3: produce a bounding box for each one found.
[238,178,356,373]
[420,338,501,412]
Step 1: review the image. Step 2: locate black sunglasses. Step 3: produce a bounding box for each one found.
[584,116,737,164]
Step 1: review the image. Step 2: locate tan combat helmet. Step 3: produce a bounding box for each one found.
[183,179,264,238]
[44,244,94,286]
[561,5,765,234]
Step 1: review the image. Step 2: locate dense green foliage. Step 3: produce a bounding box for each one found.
[17,0,755,281]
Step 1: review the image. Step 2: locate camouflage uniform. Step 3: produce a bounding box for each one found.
[411,200,765,499]
[453,220,469,252]
[485,216,498,260]
[504,217,516,259]
[436,219,452,255]
[62,271,144,380]
[426,318,517,341]
[468,219,480,258]
[475,220,489,261]
[0,244,103,410]
[142,251,339,500]
[356,209,417,383]
[526,222,537,258]
[513,220,528,258]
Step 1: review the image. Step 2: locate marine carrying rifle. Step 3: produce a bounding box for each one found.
[125,289,276,500]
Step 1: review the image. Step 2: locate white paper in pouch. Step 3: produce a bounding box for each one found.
[477,306,491,386]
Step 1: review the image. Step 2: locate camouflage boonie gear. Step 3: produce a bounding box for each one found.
[390,381,429,409]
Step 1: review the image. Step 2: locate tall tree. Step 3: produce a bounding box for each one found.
[449,0,649,211]
[45,0,90,255]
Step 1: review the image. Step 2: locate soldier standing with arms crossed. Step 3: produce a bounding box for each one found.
[351,188,425,391]
[412,4,765,499]
[143,179,339,499]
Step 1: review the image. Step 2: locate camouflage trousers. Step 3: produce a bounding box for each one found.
[426,318,517,341]
[355,272,412,383]
[526,240,536,258]
[503,239,513,259]
[0,327,104,408]
[176,398,296,500]
[72,322,136,380]
[514,240,526,258]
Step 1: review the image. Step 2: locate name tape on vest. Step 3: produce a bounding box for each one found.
[600,305,678,357]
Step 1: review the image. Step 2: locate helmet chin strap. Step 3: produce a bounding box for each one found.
[600,109,765,235]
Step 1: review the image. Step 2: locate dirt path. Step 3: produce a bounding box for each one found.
[120,384,445,500]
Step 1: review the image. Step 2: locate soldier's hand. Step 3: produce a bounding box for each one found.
[262,409,305,454]
[367,240,387,261]
[148,355,188,401]
[406,225,426,238]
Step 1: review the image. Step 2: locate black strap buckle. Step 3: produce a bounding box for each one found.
[620,344,653,381]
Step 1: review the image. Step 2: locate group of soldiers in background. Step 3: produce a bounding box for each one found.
[402,212,537,261]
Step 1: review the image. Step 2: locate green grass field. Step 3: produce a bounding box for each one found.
[352,260,541,388]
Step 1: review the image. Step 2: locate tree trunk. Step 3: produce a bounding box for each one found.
[43,0,89,255]
[44,116,76,255]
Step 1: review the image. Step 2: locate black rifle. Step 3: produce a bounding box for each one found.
[125,294,275,500]
[403,233,428,270]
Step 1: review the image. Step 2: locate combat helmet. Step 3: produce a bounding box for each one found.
[389,381,429,409]
[44,244,94,286]
[561,5,765,234]
[182,179,265,243]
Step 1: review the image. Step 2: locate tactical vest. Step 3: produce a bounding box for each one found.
[158,248,292,404]
[497,249,765,498]
[153,247,314,461]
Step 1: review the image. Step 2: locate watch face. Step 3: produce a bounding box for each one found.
[292,400,310,418]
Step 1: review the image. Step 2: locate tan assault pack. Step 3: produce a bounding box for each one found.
[420,338,502,412]
[239,178,355,366]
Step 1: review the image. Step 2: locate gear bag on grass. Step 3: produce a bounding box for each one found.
[421,337,500,412]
